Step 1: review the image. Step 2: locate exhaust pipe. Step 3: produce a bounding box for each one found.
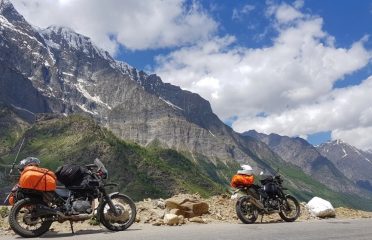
[247,196,265,210]
[34,205,93,222]
[59,214,92,222]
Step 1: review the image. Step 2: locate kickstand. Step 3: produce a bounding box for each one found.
[260,214,264,223]
[69,221,75,235]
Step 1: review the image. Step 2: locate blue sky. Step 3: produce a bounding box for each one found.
[12,0,372,150]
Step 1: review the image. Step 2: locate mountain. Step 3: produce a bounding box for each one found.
[1,105,372,210]
[244,130,370,197]
[317,140,372,192]
[0,0,269,172]
[0,104,228,201]
[1,0,372,210]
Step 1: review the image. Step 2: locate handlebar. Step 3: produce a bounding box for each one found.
[85,164,97,169]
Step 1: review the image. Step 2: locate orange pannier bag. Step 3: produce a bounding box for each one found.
[230,174,254,188]
[19,166,57,191]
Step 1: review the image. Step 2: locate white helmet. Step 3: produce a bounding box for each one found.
[18,157,40,171]
[237,164,253,175]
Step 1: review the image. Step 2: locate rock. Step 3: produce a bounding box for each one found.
[189,216,206,224]
[164,214,179,226]
[170,208,182,215]
[306,197,336,218]
[154,199,166,209]
[165,200,180,210]
[165,198,209,218]
[152,219,164,226]
[178,215,185,224]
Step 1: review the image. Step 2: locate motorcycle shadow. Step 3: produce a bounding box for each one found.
[37,228,141,238]
[252,219,287,224]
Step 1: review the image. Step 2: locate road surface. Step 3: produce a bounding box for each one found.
[1,218,372,240]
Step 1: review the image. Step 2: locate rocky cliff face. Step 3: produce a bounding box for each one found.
[244,130,369,196]
[0,0,277,172]
[317,140,372,192]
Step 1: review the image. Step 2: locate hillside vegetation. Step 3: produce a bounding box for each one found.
[0,111,236,201]
[0,106,371,210]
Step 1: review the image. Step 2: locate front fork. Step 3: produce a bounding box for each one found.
[100,188,120,216]
[278,189,290,210]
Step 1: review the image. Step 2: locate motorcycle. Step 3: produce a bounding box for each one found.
[6,158,136,237]
[233,171,300,224]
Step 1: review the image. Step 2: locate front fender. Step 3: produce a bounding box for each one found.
[108,192,120,198]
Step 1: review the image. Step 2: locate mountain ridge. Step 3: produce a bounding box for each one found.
[317,140,372,192]
[1,0,372,210]
[244,130,372,198]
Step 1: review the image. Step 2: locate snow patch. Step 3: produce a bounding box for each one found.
[77,104,98,115]
[208,130,216,137]
[62,72,74,77]
[74,80,112,110]
[341,148,348,158]
[44,38,61,49]
[0,15,42,44]
[159,97,183,111]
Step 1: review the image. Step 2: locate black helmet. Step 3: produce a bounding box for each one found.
[18,157,40,171]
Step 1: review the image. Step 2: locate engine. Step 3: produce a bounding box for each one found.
[72,199,92,214]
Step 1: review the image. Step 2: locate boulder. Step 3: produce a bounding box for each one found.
[154,199,166,209]
[306,197,336,218]
[165,198,209,218]
[170,208,182,215]
[164,214,179,226]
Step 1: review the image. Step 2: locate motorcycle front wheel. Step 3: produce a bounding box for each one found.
[8,198,53,238]
[236,195,259,224]
[98,193,137,231]
[279,195,300,222]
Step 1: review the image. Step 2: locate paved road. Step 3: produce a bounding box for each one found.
[2,218,372,240]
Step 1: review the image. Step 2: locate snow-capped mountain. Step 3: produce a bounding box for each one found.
[0,0,272,170]
[317,140,372,192]
[243,130,365,195]
[2,0,372,207]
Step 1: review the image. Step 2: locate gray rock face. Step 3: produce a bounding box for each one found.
[244,130,368,195]
[317,140,372,192]
[0,0,276,170]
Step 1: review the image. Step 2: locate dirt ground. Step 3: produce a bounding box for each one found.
[0,194,371,235]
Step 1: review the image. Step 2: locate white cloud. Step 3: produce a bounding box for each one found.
[10,0,372,149]
[332,127,372,151]
[293,0,305,9]
[154,2,372,149]
[232,4,255,21]
[11,0,218,54]
[266,2,303,24]
[233,77,372,137]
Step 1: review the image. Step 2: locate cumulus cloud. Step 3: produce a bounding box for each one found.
[11,0,218,54]
[154,2,372,149]
[10,0,372,149]
[233,77,372,147]
[332,127,372,151]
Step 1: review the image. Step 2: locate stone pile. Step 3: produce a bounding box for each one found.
[136,194,211,226]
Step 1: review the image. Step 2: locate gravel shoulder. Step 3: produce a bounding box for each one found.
[0,193,371,236]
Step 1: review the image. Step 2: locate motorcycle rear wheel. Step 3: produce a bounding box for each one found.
[8,198,53,238]
[279,195,300,222]
[98,193,137,231]
[236,196,259,224]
